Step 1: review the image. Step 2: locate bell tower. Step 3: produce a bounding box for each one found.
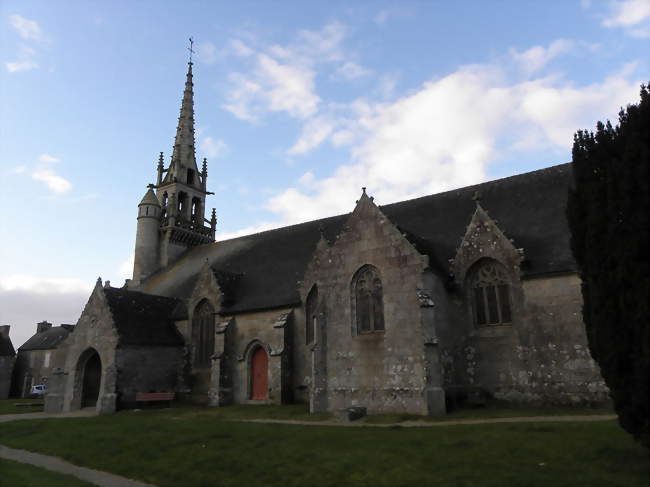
[131,47,217,285]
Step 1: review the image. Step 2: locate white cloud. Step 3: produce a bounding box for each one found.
[118,254,134,281]
[32,169,72,194]
[5,45,38,73]
[288,117,334,155]
[6,59,38,72]
[257,54,320,118]
[197,41,218,64]
[258,62,642,227]
[10,165,26,174]
[216,221,281,241]
[9,14,42,41]
[200,136,227,158]
[335,61,371,80]
[603,0,650,26]
[230,39,254,57]
[222,73,262,122]
[510,39,578,75]
[223,54,320,121]
[294,21,347,63]
[374,7,415,26]
[0,275,92,295]
[223,21,362,122]
[38,153,60,163]
[0,275,92,349]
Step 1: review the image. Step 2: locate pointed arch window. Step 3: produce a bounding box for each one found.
[305,285,318,345]
[192,300,215,367]
[352,265,385,333]
[468,259,512,326]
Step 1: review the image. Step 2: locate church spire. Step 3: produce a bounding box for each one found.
[169,60,198,176]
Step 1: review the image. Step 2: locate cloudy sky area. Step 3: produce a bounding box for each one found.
[1,0,649,347]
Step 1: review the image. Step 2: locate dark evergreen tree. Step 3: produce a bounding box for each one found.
[567,85,649,447]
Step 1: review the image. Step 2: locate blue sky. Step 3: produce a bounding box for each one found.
[1,0,649,347]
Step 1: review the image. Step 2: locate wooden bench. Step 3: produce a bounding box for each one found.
[135,392,175,407]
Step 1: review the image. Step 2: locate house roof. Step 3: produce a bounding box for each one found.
[141,163,575,314]
[103,287,184,347]
[18,327,72,351]
[0,334,15,356]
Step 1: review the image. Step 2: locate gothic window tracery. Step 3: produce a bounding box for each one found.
[352,265,385,333]
[468,259,512,326]
[193,299,215,367]
[305,285,318,344]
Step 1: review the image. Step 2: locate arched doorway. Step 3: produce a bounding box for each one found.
[250,346,268,400]
[81,351,102,408]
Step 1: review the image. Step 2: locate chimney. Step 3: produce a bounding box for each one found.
[0,325,9,339]
[37,321,52,334]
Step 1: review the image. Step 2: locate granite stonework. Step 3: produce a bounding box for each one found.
[300,192,445,415]
[45,280,185,414]
[26,60,609,417]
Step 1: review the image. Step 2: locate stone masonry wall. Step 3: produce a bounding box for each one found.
[301,195,440,415]
[459,273,608,405]
[225,308,293,405]
[0,355,14,399]
[50,283,120,414]
[115,346,185,406]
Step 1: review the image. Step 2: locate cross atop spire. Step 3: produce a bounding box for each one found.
[187,37,195,64]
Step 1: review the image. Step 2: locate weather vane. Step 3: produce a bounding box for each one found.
[188,37,195,63]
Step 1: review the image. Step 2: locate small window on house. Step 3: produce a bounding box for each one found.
[352,265,385,333]
[305,285,318,344]
[468,259,512,326]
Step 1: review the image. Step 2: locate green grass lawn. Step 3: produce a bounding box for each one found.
[0,458,94,487]
[0,398,44,415]
[0,407,646,487]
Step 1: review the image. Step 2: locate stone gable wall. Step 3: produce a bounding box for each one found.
[301,196,443,414]
[47,284,120,414]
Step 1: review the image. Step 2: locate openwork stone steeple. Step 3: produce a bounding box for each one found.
[133,50,217,284]
[165,61,200,183]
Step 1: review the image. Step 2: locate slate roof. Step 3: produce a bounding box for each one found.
[103,287,184,347]
[0,334,15,356]
[19,327,72,351]
[141,163,575,314]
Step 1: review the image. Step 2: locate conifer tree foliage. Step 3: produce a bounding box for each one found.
[567,85,649,447]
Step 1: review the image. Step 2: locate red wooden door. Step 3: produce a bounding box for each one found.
[251,347,268,400]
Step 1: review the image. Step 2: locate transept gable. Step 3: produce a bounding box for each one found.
[65,278,120,353]
[300,188,429,302]
[450,203,524,285]
[189,261,224,314]
[330,188,427,266]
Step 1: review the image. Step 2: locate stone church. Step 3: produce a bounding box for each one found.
[44,60,608,415]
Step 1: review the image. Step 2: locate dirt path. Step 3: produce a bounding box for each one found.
[0,408,97,423]
[233,414,617,427]
[0,444,156,487]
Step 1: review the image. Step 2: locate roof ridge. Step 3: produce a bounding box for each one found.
[212,162,570,245]
[381,163,571,210]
